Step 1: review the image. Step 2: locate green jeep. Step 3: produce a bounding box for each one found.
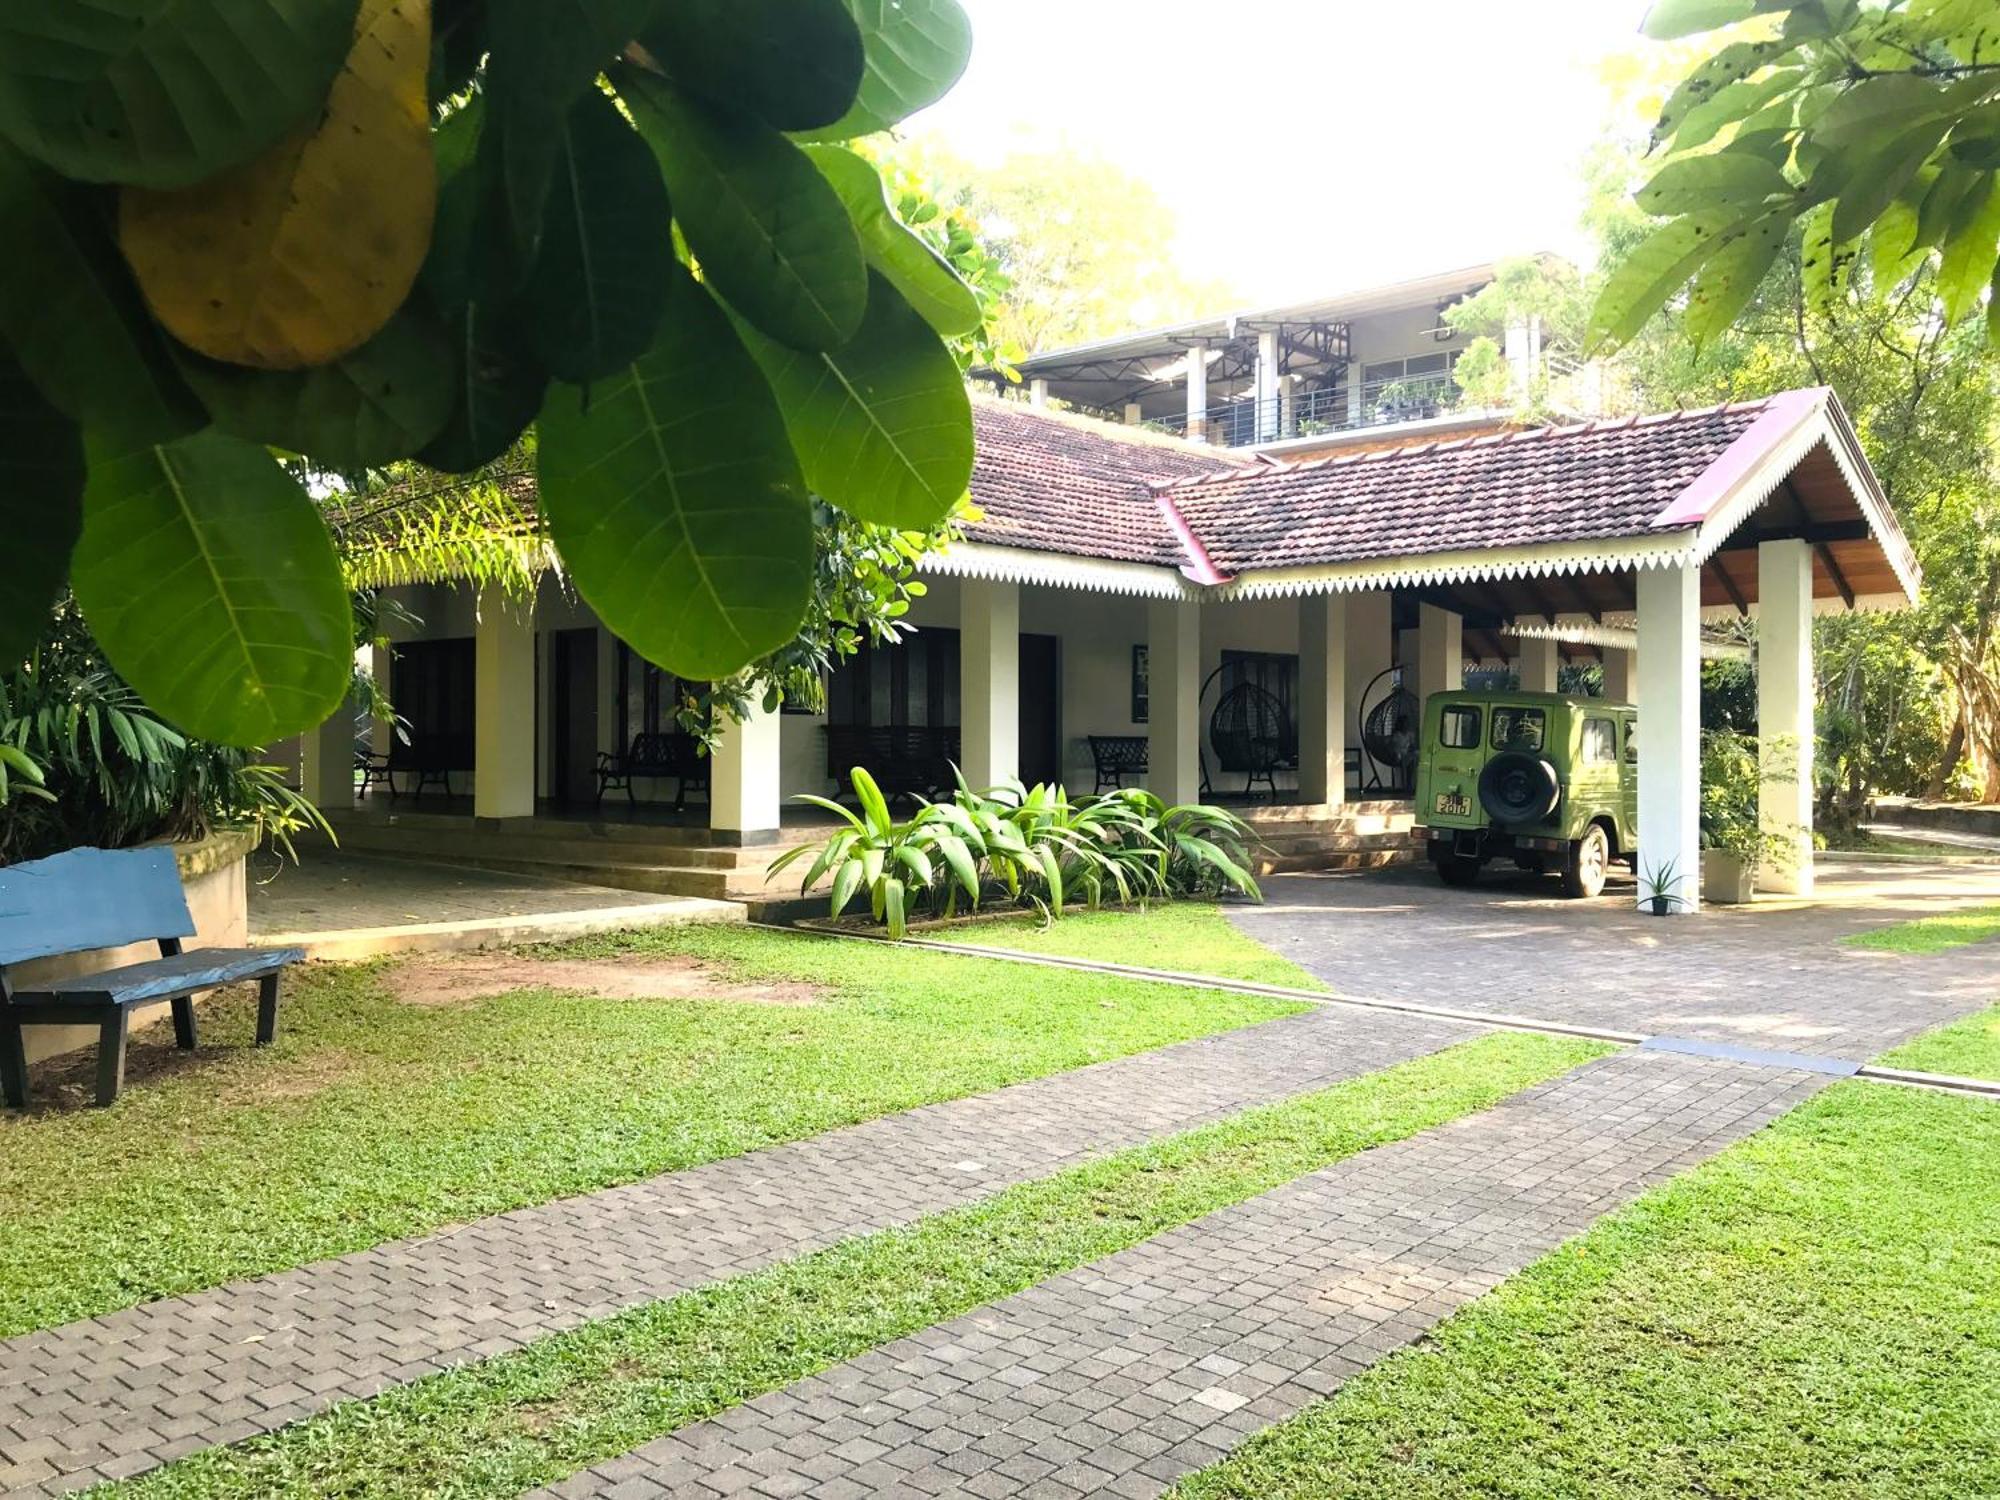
[1412,690,1637,898]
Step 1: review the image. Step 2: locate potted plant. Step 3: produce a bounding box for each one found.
[1640,857,1685,916]
[1698,729,1796,904]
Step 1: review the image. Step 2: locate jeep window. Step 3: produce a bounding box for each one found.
[1490,706,1546,751]
[1440,705,1481,748]
[1624,720,1639,762]
[1582,718,1617,764]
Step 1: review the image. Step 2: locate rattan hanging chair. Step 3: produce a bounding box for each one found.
[1209,681,1289,800]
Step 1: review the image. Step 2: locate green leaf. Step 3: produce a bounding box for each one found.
[0,354,84,667]
[0,0,361,188]
[1642,0,1757,39]
[1636,151,1795,215]
[642,0,864,132]
[1666,68,1803,156]
[1653,39,1788,144]
[1937,176,2000,324]
[1812,73,1951,149]
[829,855,865,915]
[422,99,488,314]
[739,270,973,527]
[882,873,906,939]
[1589,211,1738,352]
[799,0,973,140]
[893,842,934,889]
[176,304,455,469]
[418,302,549,474]
[521,88,676,383]
[0,143,201,447]
[853,766,893,838]
[72,428,354,745]
[1685,215,1788,345]
[481,0,658,272]
[804,144,982,336]
[622,70,868,351]
[1830,117,1955,245]
[537,264,814,681]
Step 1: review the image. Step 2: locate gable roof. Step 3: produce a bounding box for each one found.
[952,387,1919,614]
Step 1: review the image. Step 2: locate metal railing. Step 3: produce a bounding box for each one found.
[1148,372,1465,448]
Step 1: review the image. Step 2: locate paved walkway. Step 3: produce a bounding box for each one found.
[247,851,738,959]
[0,1007,1474,1495]
[541,1049,1826,1499]
[1232,861,2000,1060]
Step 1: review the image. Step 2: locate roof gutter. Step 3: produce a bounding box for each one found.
[1150,484,1235,586]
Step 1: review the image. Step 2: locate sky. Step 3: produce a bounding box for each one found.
[906,0,1660,311]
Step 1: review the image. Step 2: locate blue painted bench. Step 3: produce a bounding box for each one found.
[0,846,305,1108]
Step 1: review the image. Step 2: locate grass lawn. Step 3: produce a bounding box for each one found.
[0,924,1302,1339]
[105,1032,1606,1500]
[1841,902,2000,955]
[926,901,1323,987]
[1173,1079,2000,1500]
[1877,1000,2000,1081]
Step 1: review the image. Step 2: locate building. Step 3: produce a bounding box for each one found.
[300,275,1918,915]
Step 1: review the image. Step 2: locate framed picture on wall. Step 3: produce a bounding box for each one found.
[1131,644,1149,724]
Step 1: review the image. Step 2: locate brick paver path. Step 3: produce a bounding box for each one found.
[540,1049,1827,1500]
[1234,862,2000,1059]
[0,1006,1474,1495]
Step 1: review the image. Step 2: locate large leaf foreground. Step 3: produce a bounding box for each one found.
[538,265,814,681]
[71,429,354,746]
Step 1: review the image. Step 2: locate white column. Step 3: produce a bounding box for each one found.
[1505,315,1534,399]
[1298,594,1347,807]
[474,585,537,819]
[1029,377,1049,409]
[1758,540,1815,895]
[1345,360,1363,426]
[300,700,355,810]
[1517,624,1560,692]
[1344,590,1392,793]
[710,701,782,843]
[1122,402,1143,426]
[1254,329,1280,442]
[1602,646,1635,704]
[961,578,1020,788]
[1416,603,1463,706]
[1278,374,1295,439]
[1636,563,1701,913]
[1185,340,1208,442]
[1148,599,1201,804]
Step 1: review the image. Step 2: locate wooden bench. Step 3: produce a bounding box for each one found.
[385,731,475,799]
[825,725,961,800]
[0,847,305,1108]
[1088,735,1149,792]
[597,732,709,809]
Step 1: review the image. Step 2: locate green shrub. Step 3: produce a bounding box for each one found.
[770,768,1261,938]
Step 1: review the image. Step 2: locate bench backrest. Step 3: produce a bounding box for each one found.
[1089,735,1149,771]
[0,846,194,967]
[627,732,703,770]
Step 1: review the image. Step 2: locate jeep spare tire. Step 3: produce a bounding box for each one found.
[1478,751,1560,824]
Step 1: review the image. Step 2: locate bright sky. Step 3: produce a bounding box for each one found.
[907,0,1659,310]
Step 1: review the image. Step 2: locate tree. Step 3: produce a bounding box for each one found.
[1583,43,2000,813]
[896,142,1240,356]
[1592,0,2000,354]
[0,0,979,749]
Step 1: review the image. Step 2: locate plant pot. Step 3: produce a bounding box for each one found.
[1647,895,1672,916]
[1701,848,1755,905]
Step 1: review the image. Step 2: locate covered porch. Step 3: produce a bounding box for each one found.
[295,388,1917,913]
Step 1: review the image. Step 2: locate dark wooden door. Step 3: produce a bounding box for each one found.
[551,628,598,805]
[1018,633,1061,787]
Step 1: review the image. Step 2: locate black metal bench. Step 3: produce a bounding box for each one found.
[384,731,475,799]
[597,731,709,809]
[0,846,305,1108]
[1088,735,1149,792]
[825,725,961,800]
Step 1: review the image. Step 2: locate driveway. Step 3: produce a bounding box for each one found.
[1231,859,2000,1061]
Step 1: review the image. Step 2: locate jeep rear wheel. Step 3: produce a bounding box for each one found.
[1562,823,1610,899]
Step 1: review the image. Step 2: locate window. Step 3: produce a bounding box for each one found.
[1582,718,1617,764]
[1625,718,1639,762]
[826,629,961,731]
[616,643,694,744]
[1490,705,1546,751]
[1130,645,1149,724]
[1440,704,1482,749]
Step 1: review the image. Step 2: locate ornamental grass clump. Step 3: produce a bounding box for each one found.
[769,767,1261,939]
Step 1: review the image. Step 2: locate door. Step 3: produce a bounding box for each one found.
[551,628,599,805]
[1018,633,1061,787]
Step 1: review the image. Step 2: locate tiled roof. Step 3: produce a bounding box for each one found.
[963,398,1247,566]
[962,396,1789,580]
[1164,403,1772,575]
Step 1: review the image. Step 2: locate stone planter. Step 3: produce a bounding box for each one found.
[1701,847,1756,905]
[11,829,257,1067]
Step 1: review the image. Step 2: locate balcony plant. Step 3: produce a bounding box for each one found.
[1698,729,1797,904]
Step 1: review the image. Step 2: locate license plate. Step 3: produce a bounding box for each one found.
[1434,791,1471,817]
